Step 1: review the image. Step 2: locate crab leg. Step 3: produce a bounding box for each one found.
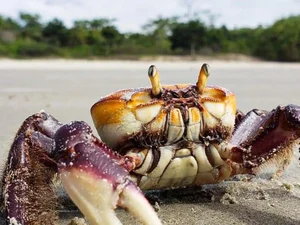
[229,104,300,175]
[54,121,162,225]
[1,112,62,225]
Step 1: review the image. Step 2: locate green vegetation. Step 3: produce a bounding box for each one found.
[0,13,299,61]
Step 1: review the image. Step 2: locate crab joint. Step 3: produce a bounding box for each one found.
[148,65,162,96]
[197,63,210,94]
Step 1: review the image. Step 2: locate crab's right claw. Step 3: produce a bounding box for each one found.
[54,121,162,225]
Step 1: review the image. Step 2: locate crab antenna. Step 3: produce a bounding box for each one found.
[148,65,162,96]
[197,63,210,94]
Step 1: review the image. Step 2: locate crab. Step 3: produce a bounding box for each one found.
[1,64,300,225]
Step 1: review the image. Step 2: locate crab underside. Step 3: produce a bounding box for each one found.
[1,64,300,225]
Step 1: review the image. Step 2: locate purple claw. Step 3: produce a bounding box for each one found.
[54,121,161,225]
[54,121,128,188]
[2,112,62,225]
[231,104,300,174]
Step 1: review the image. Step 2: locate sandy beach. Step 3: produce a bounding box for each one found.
[0,60,300,225]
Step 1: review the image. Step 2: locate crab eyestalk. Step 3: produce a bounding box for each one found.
[197,63,210,94]
[148,65,162,96]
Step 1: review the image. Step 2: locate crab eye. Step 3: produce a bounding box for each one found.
[148,65,162,96]
[148,65,156,77]
[197,63,210,94]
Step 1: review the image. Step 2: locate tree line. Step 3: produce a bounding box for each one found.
[0,13,299,61]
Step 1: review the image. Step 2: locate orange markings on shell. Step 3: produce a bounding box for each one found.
[91,88,165,129]
[91,100,127,129]
[91,84,236,129]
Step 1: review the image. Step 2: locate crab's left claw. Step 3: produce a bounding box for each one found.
[54,121,162,225]
[229,104,300,176]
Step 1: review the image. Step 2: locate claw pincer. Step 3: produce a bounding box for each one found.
[54,121,161,225]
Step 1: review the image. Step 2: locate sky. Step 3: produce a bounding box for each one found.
[0,0,299,32]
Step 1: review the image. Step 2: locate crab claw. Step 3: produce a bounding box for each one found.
[230,104,300,176]
[54,121,161,225]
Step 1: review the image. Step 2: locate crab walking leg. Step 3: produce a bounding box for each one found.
[54,121,162,225]
[1,112,62,225]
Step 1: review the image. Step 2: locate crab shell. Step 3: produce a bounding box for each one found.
[90,83,236,188]
[91,84,236,147]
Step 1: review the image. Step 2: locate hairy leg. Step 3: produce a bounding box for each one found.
[2,112,62,225]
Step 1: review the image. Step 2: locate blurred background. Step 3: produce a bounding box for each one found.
[0,0,299,61]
